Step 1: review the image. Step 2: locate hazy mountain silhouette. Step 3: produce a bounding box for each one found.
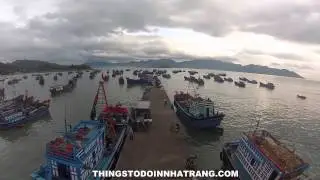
[0,60,91,75]
[85,58,303,78]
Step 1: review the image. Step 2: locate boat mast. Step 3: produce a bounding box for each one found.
[64,103,68,133]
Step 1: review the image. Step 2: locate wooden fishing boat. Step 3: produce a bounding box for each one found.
[31,81,129,180]
[174,91,225,129]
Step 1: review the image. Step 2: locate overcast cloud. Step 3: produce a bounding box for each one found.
[0,0,320,79]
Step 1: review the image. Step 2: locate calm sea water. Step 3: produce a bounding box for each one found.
[0,68,319,179]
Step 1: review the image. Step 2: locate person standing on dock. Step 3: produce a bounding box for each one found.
[128,125,134,140]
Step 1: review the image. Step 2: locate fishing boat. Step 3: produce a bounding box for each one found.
[214,75,224,83]
[260,82,275,90]
[53,75,58,81]
[39,76,45,85]
[162,74,171,79]
[102,73,109,82]
[129,100,152,132]
[49,79,76,96]
[220,129,310,180]
[224,77,233,82]
[297,95,306,100]
[188,71,198,75]
[126,75,153,86]
[119,76,124,85]
[0,94,50,129]
[235,81,246,88]
[247,79,258,84]
[32,81,128,180]
[174,91,225,129]
[203,75,211,79]
[239,77,248,82]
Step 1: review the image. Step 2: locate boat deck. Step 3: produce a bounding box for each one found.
[246,130,307,172]
[115,87,190,171]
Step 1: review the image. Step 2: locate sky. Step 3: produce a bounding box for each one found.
[0,0,320,80]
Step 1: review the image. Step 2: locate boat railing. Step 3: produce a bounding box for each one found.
[46,143,77,161]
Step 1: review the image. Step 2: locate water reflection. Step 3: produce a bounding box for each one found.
[0,116,52,142]
[185,128,223,146]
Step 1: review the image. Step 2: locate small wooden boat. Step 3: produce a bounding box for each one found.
[119,76,124,85]
[162,74,171,79]
[213,75,224,83]
[297,95,306,100]
[260,82,275,90]
[235,81,245,88]
[224,77,233,82]
[174,91,225,129]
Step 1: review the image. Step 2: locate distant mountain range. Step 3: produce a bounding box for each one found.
[0,60,91,75]
[85,58,303,78]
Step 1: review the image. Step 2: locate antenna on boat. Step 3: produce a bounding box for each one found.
[64,103,68,133]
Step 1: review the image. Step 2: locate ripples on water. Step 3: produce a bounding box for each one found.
[0,68,319,179]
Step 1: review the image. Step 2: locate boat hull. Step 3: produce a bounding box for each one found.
[31,125,128,180]
[0,107,50,129]
[174,100,224,129]
[126,78,152,86]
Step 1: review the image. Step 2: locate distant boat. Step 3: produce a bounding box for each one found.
[260,82,275,90]
[174,91,225,129]
[247,79,258,84]
[39,76,45,85]
[102,73,109,81]
[218,73,226,76]
[0,94,50,129]
[188,71,198,75]
[172,70,182,74]
[213,75,224,83]
[203,75,211,79]
[162,74,171,79]
[49,79,76,97]
[119,76,124,85]
[239,77,248,81]
[224,77,233,82]
[234,81,245,88]
[126,69,130,71]
[297,95,306,100]
[126,77,152,86]
[221,130,310,180]
[23,75,28,79]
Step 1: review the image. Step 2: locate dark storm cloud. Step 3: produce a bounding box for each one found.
[1,0,320,62]
[239,1,320,44]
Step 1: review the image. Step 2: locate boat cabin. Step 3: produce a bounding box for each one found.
[129,101,152,131]
[228,130,309,180]
[33,120,106,180]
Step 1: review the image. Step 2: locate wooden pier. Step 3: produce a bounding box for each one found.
[115,87,190,170]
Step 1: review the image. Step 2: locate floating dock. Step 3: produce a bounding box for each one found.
[115,87,190,170]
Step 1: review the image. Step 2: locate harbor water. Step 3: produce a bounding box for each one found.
[0,68,319,179]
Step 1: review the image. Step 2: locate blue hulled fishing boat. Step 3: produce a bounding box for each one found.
[126,74,153,86]
[221,130,310,180]
[0,92,50,129]
[31,81,129,180]
[173,91,225,129]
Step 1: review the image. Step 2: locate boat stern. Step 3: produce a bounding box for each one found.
[31,164,47,180]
